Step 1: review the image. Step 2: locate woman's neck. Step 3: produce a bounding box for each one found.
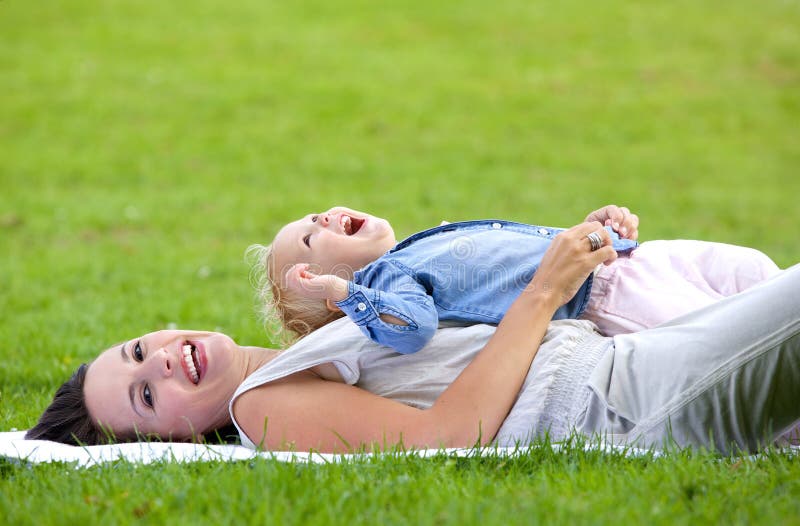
[239,345,281,379]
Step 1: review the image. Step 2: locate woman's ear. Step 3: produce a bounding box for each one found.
[325,299,342,313]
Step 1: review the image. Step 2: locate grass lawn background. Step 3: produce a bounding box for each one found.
[2,0,799,523]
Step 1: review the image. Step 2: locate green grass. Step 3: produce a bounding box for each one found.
[2,0,800,523]
[2,443,799,525]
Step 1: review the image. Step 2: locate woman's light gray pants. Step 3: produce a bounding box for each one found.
[577,263,800,453]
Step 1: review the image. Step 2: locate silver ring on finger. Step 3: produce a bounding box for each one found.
[586,231,603,251]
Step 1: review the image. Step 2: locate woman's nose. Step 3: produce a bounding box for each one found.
[319,214,331,227]
[148,347,173,378]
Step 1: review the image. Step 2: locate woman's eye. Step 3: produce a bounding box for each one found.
[303,234,311,247]
[133,342,144,361]
[142,385,153,408]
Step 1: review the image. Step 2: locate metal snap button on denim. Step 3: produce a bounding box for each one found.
[538,228,549,236]
[357,302,367,311]
[492,222,502,229]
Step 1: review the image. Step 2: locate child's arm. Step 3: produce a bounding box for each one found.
[584,205,639,240]
[285,263,438,354]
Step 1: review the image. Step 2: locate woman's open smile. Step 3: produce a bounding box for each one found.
[82,330,271,441]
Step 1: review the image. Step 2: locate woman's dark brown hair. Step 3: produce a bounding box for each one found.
[25,364,106,445]
[26,363,242,445]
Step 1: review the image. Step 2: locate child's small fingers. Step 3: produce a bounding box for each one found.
[300,269,318,280]
[285,264,313,286]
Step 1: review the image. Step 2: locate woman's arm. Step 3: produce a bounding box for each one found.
[234,222,617,452]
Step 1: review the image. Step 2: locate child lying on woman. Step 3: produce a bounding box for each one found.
[252,205,780,354]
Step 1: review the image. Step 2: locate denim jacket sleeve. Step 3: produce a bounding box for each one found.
[334,261,438,355]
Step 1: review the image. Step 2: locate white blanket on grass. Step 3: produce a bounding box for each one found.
[0,430,657,468]
[5,431,797,467]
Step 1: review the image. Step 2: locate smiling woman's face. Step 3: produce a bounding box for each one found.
[83,330,248,441]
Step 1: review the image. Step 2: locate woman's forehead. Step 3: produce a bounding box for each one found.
[86,343,125,381]
[83,344,139,435]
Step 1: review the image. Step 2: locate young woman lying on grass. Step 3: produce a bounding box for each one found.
[27,222,800,454]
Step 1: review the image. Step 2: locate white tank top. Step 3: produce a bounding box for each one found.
[229,317,611,449]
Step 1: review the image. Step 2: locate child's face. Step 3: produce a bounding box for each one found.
[272,206,397,279]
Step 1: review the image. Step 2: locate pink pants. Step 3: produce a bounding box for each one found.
[581,240,782,337]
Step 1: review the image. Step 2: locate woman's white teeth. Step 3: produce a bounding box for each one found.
[182,344,199,383]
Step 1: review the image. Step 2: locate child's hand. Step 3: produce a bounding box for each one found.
[284,264,349,302]
[584,205,639,240]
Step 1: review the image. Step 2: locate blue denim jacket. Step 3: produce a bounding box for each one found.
[335,220,638,354]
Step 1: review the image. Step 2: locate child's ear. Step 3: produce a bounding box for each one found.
[325,299,342,313]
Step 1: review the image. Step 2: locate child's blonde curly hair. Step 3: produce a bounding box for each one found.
[247,243,346,344]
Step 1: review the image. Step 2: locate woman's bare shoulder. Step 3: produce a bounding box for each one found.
[231,370,321,448]
[232,370,319,417]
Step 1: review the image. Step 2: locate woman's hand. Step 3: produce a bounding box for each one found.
[584,204,639,240]
[528,222,618,308]
[284,263,349,303]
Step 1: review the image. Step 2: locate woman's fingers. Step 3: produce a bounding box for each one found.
[569,221,608,251]
[585,205,620,227]
[582,224,618,266]
[572,220,604,236]
[616,206,639,240]
[595,243,618,266]
[584,204,640,240]
[529,222,617,305]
